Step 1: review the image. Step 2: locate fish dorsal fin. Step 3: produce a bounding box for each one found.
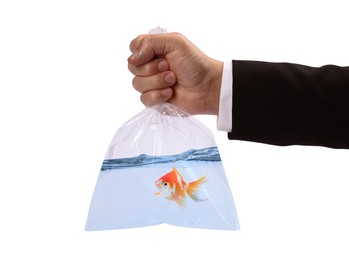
[172,167,182,177]
[172,167,185,185]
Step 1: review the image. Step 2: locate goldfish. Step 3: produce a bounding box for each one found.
[155,167,207,207]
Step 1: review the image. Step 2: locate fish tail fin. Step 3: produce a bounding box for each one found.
[187,175,208,202]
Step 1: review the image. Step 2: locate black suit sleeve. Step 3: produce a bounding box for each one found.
[228,60,349,148]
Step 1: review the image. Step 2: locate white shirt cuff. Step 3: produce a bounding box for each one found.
[217,61,233,132]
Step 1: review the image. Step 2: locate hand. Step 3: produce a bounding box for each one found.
[128,33,223,115]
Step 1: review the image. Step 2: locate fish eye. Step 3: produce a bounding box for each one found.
[163,182,168,187]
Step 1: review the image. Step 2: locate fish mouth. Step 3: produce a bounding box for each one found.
[154,182,161,196]
[155,181,161,190]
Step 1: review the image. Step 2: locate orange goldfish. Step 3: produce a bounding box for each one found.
[154,167,207,207]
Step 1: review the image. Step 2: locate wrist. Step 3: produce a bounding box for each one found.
[205,60,223,115]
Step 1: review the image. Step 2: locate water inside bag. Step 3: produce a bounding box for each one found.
[85,103,239,231]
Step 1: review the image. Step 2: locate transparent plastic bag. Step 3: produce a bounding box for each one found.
[85,103,239,230]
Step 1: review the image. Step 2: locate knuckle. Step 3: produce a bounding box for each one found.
[140,92,154,107]
[130,34,146,52]
[132,77,140,91]
[156,73,166,87]
[171,32,185,42]
[140,94,147,106]
[141,90,162,107]
[142,63,152,76]
[171,32,182,37]
[128,63,136,74]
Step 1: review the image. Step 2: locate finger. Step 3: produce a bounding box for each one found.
[140,88,173,107]
[132,71,176,93]
[128,58,169,77]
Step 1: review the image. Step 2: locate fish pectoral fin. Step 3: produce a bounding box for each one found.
[175,199,185,207]
[174,194,186,207]
[154,191,161,196]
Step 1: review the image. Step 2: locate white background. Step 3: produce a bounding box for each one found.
[1,0,349,259]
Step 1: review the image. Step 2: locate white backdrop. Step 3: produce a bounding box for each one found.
[1,0,349,259]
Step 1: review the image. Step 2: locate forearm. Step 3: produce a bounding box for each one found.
[228,60,349,148]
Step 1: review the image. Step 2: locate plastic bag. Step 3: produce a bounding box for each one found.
[85,103,239,230]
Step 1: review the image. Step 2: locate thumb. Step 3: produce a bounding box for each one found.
[128,34,174,66]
